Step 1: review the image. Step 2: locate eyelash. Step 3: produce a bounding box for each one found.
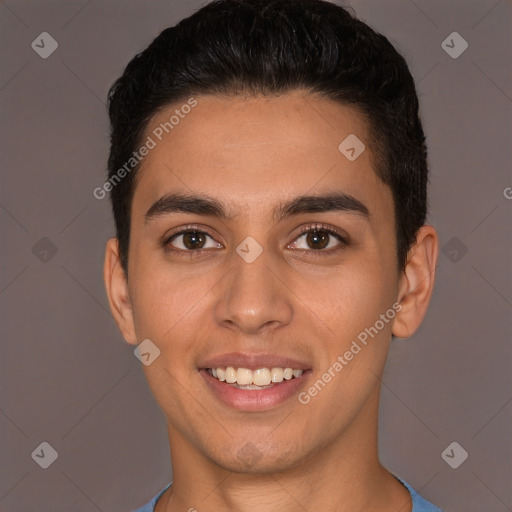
[162,223,348,257]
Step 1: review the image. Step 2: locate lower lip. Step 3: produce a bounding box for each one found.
[199,369,311,411]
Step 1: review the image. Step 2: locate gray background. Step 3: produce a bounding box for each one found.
[1,0,511,511]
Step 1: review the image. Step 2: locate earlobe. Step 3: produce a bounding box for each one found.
[103,238,138,345]
[392,225,439,338]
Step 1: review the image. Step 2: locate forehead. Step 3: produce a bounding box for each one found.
[132,92,390,221]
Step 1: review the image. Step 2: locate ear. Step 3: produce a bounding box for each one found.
[103,238,137,345]
[392,225,439,338]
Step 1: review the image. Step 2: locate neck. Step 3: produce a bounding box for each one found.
[157,388,411,512]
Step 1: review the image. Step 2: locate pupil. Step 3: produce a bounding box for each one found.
[183,231,205,250]
[307,229,329,249]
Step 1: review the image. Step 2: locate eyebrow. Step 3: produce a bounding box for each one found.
[144,191,370,224]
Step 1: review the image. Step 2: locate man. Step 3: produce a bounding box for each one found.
[103,0,441,510]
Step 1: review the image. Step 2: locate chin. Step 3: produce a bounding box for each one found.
[205,439,307,475]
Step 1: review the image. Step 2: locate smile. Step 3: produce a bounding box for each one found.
[200,367,311,411]
[207,366,304,389]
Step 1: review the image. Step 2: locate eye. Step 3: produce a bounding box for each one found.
[289,223,348,252]
[162,223,348,257]
[164,226,222,253]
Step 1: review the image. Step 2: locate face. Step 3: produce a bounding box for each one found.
[105,91,430,474]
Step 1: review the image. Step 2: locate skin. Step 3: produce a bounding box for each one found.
[104,91,438,512]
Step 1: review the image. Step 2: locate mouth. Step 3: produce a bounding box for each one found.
[199,366,312,411]
[206,366,305,389]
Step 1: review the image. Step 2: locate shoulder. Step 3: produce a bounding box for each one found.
[130,482,172,512]
[397,477,443,512]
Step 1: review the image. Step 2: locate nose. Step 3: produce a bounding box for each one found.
[214,246,294,335]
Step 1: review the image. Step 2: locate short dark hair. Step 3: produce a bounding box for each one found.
[107,0,428,274]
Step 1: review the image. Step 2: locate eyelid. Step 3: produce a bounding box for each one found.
[162,222,349,254]
[292,222,349,245]
[162,223,220,247]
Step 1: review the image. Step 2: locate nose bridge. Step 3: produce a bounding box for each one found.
[215,238,293,333]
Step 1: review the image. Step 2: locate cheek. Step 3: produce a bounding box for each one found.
[309,258,398,390]
[319,263,391,330]
[299,268,395,414]
[128,254,218,347]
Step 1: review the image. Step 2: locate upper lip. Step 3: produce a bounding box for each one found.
[198,352,311,371]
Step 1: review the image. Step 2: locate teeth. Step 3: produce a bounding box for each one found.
[236,367,252,385]
[208,366,304,387]
[253,368,272,386]
[225,367,237,383]
[271,367,284,382]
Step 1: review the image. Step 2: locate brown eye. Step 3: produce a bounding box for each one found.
[304,229,330,250]
[166,230,221,252]
[291,226,346,252]
[181,231,206,250]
